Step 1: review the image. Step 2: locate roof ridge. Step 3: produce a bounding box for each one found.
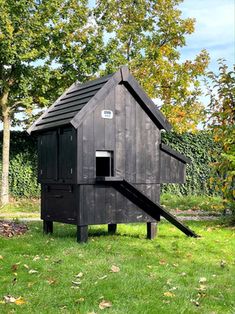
[28,67,172,133]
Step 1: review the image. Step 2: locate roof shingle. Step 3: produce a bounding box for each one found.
[31,73,113,132]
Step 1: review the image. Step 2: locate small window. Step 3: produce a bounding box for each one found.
[96,151,114,177]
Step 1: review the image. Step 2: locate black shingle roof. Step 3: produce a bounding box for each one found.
[28,67,172,133]
[31,73,113,132]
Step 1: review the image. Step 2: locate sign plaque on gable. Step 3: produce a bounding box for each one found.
[101,110,113,119]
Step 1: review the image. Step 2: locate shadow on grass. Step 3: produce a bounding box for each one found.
[30,220,226,243]
[33,223,147,241]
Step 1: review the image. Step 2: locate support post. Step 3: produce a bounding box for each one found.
[43,220,53,234]
[77,225,88,243]
[108,224,117,234]
[147,222,157,240]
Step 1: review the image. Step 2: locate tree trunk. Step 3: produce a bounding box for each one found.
[1,92,10,206]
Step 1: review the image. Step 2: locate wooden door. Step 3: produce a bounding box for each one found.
[38,131,58,182]
[58,128,76,182]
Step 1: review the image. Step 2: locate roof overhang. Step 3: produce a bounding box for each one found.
[28,66,172,134]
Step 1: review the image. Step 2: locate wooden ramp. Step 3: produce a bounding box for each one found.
[96,177,199,238]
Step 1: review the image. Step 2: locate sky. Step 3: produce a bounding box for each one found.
[179,0,234,71]
[177,0,234,123]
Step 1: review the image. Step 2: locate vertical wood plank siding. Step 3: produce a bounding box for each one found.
[80,184,160,224]
[75,83,161,224]
[77,83,161,184]
[160,150,186,183]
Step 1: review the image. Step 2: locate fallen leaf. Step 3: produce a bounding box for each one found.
[199,277,207,283]
[197,292,206,298]
[12,264,18,271]
[191,299,200,306]
[196,285,207,292]
[163,292,175,297]
[75,298,85,303]
[4,295,16,303]
[99,275,108,280]
[53,259,62,264]
[172,263,179,267]
[28,282,36,287]
[33,255,40,261]
[180,272,186,276]
[0,255,3,260]
[159,260,166,265]
[46,278,56,285]
[75,272,83,278]
[28,269,38,274]
[220,260,226,268]
[99,300,112,310]
[15,297,27,305]
[72,280,81,285]
[0,221,28,237]
[110,265,120,273]
[24,264,29,269]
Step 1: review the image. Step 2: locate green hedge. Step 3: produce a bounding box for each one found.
[0,130,219,198]
[161,131,220,195]
[0,131,40,198]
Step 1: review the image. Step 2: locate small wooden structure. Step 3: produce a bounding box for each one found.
[28,66,198,242]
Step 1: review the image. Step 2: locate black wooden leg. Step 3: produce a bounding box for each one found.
[108,224,117,234]
[43,220,53,234]
[77,225,88,243]
[147,222,157,240]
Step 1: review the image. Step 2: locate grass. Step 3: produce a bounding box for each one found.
[0,199,39,219]
[161,193,224,213]
[0,220,234,314]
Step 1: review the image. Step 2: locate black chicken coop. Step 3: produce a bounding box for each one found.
[28,66,198,242]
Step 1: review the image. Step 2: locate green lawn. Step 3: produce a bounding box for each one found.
[161,193,224,212]
[0,199,40,219]
[0,220,234,314]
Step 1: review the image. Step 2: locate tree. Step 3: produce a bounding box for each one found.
[0,0,105,205]
[206,60,235,215]
[94,0,209,132]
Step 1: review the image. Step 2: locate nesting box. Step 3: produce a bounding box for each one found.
[28,66,197,242]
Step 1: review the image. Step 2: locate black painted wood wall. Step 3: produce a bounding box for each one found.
[77,83,161,183]
[75,83,161,224]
